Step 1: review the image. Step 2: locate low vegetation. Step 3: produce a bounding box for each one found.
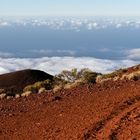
[1,65,140,99]
[53,68,100,92]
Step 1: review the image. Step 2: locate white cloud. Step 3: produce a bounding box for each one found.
[2,17,140,30]
[126,48,140,60]
[56,50,76,55]
[116,23,122,28]
[0,57,139,75]
[0,52,13,58]
[87,22,98,30]
[0,21,10,27]
[31,49,76,56]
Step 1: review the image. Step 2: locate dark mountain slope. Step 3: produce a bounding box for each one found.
[0,69,53,94]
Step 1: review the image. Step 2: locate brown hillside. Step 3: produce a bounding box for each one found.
[0,69,53,94]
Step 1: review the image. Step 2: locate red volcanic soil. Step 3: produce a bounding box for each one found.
[0,69,53,94]
[0,79,140,139]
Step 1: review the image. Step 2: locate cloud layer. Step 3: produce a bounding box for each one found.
[0,17,140,75]
[0,57,139,75]
[126,48,140,60]
[1,17,140,31]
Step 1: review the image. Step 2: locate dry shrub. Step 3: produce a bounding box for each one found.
[101,72,118,79]
[98,68,128,83]
[53,68,99,91]
[15,94,20,98]
[0,89,6,94]
[120,71,140,81]
[53,85,63,93]
[23,79,52,94]
[64,83,77,89]
[38,88,46,94]
[56,68,99,83]
[0,93,6,99]
[23,85,37,93]
[6,96,13,100]
[21,91,32,97]
[96,75,103,83]
[126,73,140,81]
[56,68,78,83]
[113,76,120,81]
[134,65,140,70]
[64,78,85,89]
[96,75,112,84]
[100,78,112,84]
[82,71,98,83]
[120,74,127,80]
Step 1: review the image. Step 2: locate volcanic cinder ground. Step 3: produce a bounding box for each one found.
[0,78,140,139]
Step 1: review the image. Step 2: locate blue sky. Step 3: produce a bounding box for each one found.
[1,0,140,16]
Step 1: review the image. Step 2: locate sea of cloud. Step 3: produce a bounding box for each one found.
[0,56,139,75]
[126,48,140,60]
[1,17,140,30]
[0,17,140,75]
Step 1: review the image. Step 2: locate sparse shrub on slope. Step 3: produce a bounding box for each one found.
[0,93,6,99]
[43,80,53,90]
[102,71,118,79]
[15,94,20,98]
[0,88,6,94]
[121,71,140,81]
[102,68,128,79]
[53,85,63,93]
[0,88,20,99]
[134,64,140,70]
[21,91,32,97]
[96,67,129,84]
[38,88,46,94]
[23,79,52,94]
[23,85,37,93]
[56,68,78,83]
[120,68,128,73]
[81,69,98,83]
[56,68,99,84]
[52,76,67,93]
[2,66,140,99]
[53,68,100,92]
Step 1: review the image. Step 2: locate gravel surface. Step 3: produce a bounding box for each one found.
[0,79,140,140]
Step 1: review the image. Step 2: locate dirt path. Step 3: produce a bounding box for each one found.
[82,95,140,140]
[0,80,140,140]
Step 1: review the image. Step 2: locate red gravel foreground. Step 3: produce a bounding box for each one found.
[0,79,140,140]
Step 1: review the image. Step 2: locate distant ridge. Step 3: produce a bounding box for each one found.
[0,69,53,94]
